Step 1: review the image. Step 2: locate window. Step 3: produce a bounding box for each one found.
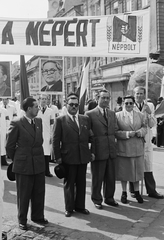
[142,0,148,8]
[90,1,100,16]
[113,1,118,14]
[67,57,71,69]
[72,57,76,68]
[105,1,112,15]
[126,0,132,12]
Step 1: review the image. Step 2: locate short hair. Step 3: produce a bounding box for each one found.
[99,89,110,95]
[66,92,79,103]
[116,96,123,104]
[133,86,146,94]
[42,60,62,73]
[0,64,7,76]
[22,97,36,112]
[123,95,135,102]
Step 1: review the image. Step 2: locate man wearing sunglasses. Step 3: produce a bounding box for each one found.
[41,60,62,92]
[85,89,118,209]
[52,92,95,217]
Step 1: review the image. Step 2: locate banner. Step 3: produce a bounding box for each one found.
[0,9,149,57]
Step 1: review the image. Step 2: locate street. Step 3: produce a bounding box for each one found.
[1,147,164,240]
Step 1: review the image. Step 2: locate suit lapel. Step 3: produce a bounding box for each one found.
[66,115,79,133]
[21,116,35,138]
[96,107,108,126]
[122,111,134,130]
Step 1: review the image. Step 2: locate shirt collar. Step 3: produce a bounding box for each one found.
[98,106,106,114]
[67,111,78,120]
[24,115,35,124]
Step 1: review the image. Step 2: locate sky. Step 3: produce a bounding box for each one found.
[0,0,48,63]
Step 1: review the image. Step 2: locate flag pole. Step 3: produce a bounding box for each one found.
[141,8,151,196]
[145,8,151,102]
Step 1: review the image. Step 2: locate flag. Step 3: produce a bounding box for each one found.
[76,57,90,114]
[20,55,30,107]
[154,100,164,118]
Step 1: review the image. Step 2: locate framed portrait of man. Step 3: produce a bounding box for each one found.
[39,58,64,94]
[0,61,12,98]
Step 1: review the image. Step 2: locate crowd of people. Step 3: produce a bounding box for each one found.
[0,86,164,238]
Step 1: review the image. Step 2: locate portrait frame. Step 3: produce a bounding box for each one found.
[39,58,64,95]
[0,61,12,98]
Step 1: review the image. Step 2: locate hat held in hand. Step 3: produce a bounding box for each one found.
[54,164,66,179]
[7,163,15,181]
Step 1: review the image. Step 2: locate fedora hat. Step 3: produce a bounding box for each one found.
[7,163,15,181]
[54,164,66,179]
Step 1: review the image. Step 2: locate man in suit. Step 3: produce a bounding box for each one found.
[86,89,118,209]
[41,60,62,92]
[129,86,164,199]
[6,97,48,230]
[52,92,95,217]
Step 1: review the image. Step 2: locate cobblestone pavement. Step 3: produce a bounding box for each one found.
[2,147,164,240]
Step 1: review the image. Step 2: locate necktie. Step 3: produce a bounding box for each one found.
[73,115,79,129]
[42,107,45,114]
[139,103,142,111]
[4,105,6,109]
[31,119,35,130]
[103,109,108,123]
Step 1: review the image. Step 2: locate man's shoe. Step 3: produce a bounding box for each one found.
[104,200,119,207]
[148,192,164,199]
[19,223,28,230]
[75,208,90,215]
[2,232,7,240]
[121,192,128,204]
[45,173,53,177]
[94,203,103,209]
[65,211,73,217]
[32,218,48,224]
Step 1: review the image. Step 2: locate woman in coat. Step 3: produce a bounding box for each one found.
[115,95,147,204]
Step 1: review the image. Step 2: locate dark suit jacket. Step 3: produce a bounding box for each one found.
[6,116,45,175]
[86,107,118,160]
[41,80,62,92]
[52,114,95,165]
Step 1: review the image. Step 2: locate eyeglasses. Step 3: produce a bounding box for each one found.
[125,102,134,105]
[68,103,79,107]
[42,68,57,75]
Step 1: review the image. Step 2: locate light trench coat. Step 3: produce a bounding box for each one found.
[37,107,54,155]
[133,101,156,172]
[0,140,4,240]
[0,107,9,156]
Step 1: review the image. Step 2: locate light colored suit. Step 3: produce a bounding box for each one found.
[115,110,147,157]
[133,102,156,171]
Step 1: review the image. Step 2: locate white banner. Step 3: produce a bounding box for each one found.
[0,9,149,57]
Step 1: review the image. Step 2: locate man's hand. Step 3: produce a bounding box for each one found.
[56,158,62,164]
[144,104,151,114]
[129,131,136,138]
[135,130,142,138]
[91,153,95,162]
